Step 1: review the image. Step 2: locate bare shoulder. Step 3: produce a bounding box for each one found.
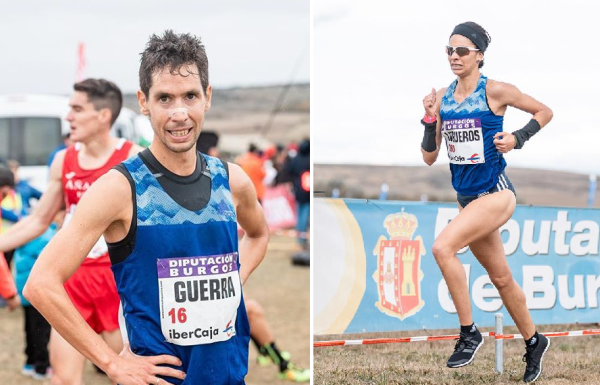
[49,148,67,179]
[53,147,67,162]
[227,162,253,194]
[486,79,519,98]
[86,169,131,203]
[103,167,131,185]
[226,162,259,206]
[436,87,448,98]
[74,169,132,223]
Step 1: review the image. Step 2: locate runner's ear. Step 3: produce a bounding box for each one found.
[137,90,149,116]
[98,108,112,126]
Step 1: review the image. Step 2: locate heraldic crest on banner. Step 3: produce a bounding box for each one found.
[372,209,425,320]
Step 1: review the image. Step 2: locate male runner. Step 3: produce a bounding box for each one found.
[26,30,269,385]
[0,78,141,384]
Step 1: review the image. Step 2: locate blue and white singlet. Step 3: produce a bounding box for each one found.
[439,74,506,196]
[111,152,249,385]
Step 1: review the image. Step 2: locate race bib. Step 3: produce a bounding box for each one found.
[64,205,108,259]
[157,253,241,346]
[442,118,485,165]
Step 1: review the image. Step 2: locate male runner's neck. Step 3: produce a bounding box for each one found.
[148,142,197,177]
[455,70,481,99]
[77,135,120,170]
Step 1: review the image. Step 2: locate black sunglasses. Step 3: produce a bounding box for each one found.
[446,45,480,57]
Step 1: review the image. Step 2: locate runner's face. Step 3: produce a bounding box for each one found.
[448,35,483,76]
[66,91,111,143]
[139,65,212,154]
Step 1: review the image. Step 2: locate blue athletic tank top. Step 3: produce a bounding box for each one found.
[112,153,249,385]
[439,74,506,195]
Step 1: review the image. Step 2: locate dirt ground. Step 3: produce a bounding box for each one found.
[314,325,600,384]
[0,234,310,385]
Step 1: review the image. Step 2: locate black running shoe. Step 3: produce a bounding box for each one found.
[523,334,550,383]
[446,330,484,368]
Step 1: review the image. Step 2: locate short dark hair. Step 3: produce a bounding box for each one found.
[0,167,14,189]
[74,79,123,125]
[139,30,209,97]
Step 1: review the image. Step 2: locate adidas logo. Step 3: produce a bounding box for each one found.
[66,172,76,179]
[470,325,476,333]
[529,336,537,345]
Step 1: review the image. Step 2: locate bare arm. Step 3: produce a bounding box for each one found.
[229,163,269,285]
[0,151,66,253]
[421,88,446,166]
[24,170,185,385]
[489,81,553,153]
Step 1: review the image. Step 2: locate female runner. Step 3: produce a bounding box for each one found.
[420,21,553,383]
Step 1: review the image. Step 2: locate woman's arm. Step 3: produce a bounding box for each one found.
[488,80,553,153]
[421,88,446,165]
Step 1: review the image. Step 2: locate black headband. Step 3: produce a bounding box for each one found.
[451,24,488,53]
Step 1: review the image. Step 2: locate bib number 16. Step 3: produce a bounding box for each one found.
[168,307,187,323]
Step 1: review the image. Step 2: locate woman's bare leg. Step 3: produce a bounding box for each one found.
[432,190,516,326]
[469,229,535,339]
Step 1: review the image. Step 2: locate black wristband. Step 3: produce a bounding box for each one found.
[421,119,437,152]
[512,119,541,149]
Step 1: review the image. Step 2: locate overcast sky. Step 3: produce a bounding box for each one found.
[0,0,309,95]
[313,0,600,175]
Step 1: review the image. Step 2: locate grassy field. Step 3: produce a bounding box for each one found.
[0,234,309,385]
[314,325,600,384]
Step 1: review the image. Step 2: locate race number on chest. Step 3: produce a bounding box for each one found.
[442,118,485,165]
[157,253,242,346]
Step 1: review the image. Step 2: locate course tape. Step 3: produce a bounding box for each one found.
[314,329,600,347]
[494,329,600,340]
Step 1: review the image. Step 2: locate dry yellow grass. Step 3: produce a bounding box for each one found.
[314,325,600,384]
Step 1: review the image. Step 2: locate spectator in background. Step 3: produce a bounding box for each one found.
[287,139,310,252]
[0,160,42,231]
[196,130,222,160]
[263,146,278,187]
[207,146,220,158]
[237,143,267,202]
[15,211,64,380]
[274,144,292,185]
[286,142,298,158]
[7,160,42,215]
[47,132,72,167]
[0,167,19,311]
[1,161,42,267]
[0,194,18,266]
